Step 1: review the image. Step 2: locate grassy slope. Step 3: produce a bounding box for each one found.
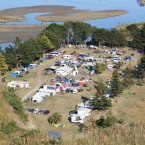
[112,84,145,123]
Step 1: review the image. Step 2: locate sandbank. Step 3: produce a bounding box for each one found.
[0,5,128,23]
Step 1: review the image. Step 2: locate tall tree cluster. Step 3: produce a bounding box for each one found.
[0,53,8,74]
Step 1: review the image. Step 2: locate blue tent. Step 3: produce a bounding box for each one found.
[124,56,131,60]
[9,72,19,77]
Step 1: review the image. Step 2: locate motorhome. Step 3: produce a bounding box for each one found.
[7,81,30,90]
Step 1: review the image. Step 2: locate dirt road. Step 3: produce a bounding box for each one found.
[21,68,42,102]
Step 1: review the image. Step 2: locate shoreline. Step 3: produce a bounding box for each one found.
[0,5,128,44]
[0,5,128,23]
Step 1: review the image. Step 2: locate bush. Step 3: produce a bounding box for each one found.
[1,121,19,134]
[96,111,117,128]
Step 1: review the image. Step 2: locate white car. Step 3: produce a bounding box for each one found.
[49,52,60,57]
[62,54,74,59]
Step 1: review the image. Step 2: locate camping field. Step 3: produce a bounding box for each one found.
[1,46,144,134]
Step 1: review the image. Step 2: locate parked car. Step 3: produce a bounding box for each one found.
[46,55,54,60]
[93,50,100,53]
[16,75,23,78]
[49,52,60,56]
[43,110,50,115]
[77,88,83,92]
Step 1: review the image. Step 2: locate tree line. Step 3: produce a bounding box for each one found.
[0,21,145,72]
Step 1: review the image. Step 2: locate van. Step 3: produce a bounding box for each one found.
[49,52,60,57]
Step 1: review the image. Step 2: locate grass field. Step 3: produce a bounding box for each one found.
[0,45,142,134]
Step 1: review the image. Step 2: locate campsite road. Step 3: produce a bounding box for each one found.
[21,68,42,102]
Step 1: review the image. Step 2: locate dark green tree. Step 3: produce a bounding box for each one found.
[91,95,112,111]
[122,65,135,88]
[136,56,145,81]
[95,63,105,74]
[92,28,110,46]
[110,70,124,97]
[126,24,142,49]
[95,80,106,98]
[109,29,127,47]
[90,81,112,110]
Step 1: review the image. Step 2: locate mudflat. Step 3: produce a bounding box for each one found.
[0,24,47,43]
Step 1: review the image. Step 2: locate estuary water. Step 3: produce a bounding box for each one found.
[0,0,145,28]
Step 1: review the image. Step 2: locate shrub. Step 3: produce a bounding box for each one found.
[48,112,62,124]
[1,121,19,134]
[2,88,28,122]
[96,111,117,128]
[95,63,105,74]
[21,129,40,138]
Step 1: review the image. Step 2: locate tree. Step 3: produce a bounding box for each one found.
[37,35,54,50]
[0,53,8,75]
[48,112,62,124]
[41,23,68,47]
[136,55,145,81]
[110,70,124,97]
[91,95,112,111]
[90,81,112,110]
[126,24,142,49]
[64,21,93,44]
[95,80,106,98]
[122,65,135,88]
[92,28,110,46]
[95,63,105,74]
[109,29,127,47]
